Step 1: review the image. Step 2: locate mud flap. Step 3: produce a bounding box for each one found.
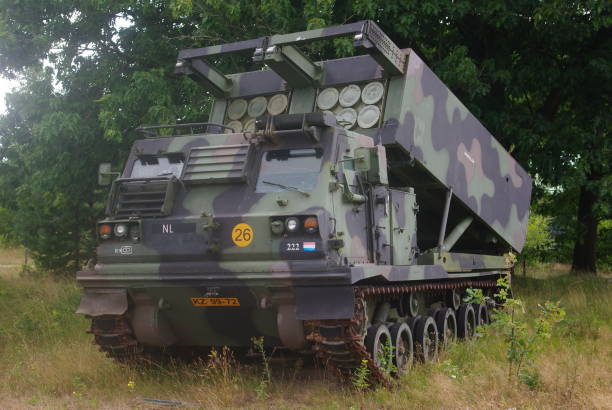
[76,289,128,317]
[295,286,354,320]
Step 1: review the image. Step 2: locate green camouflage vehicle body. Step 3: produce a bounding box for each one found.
[77,21,531,378]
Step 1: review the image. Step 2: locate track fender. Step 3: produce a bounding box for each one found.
[76,288,128,317]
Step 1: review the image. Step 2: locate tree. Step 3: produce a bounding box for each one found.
[1,0,610,273]
[0,67,121,270]
[347,0,611,273]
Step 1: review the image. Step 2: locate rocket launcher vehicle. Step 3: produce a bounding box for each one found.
[77,21,532,382]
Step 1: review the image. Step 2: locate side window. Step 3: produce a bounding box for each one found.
[131,154,184,178]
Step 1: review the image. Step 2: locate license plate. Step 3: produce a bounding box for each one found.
[191,297,240,307]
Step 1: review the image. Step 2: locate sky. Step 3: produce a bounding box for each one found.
[0,76,19,113]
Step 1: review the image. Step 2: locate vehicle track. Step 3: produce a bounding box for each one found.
[89,277,500,387]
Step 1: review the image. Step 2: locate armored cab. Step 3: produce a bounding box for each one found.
[77,21,531,383]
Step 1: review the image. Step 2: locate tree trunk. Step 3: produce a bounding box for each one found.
[571,185,598,273]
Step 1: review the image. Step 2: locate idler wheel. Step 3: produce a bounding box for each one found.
[435,307,457,348]
[364,323,392,368]
[474,303,490,327]
[414,316,438,363]
[457,303,476,339]
[389,322,413,375]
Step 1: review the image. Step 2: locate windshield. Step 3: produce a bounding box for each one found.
[130,154,184,178]
[256,148,323,193]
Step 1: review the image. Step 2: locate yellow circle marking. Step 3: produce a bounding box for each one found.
[231,223,254,247]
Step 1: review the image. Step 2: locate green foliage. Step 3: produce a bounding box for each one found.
[0,68,119,272]
[251,336,271,399]
[0,0,610,272]
[522,213,555,264]
[351,359,370,390]
[463,288,489,305]
[518,367,541,390]
[597,219,612,270]
[489,276,566,386]
[0,262,609,407]
[378,338,397,376]
[0,207,16,246]
[0,273,84,345]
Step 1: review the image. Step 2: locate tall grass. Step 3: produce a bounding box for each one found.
[0,253,610,408]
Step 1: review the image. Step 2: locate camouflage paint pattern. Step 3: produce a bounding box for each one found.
[77,21,531,351]
[378,51,531,252]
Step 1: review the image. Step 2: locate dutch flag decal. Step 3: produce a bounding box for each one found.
[303,242,316,251]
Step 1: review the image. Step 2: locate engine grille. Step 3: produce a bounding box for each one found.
[106,177,177,218]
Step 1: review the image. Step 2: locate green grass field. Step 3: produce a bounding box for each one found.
[0,248,610,409]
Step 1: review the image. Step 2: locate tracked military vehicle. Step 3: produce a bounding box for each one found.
[77,21,531,384]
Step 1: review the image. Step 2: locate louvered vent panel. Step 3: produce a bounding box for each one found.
[182,144,251,184]
[109,178,176,218]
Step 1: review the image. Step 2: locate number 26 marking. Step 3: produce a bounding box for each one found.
[231,223,254,247]
[234,228,252,242]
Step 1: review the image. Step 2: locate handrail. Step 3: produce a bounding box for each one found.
[135,122,234,137]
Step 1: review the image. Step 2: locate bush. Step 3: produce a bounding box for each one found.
[0,207,17,247]
[520,213,555,268]
[597,219,612,271]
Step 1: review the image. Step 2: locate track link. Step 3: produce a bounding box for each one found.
[306,279,499,387]
[88,315,144,360]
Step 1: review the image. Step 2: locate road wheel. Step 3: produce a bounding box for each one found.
[447,288,462,310]
[364,323,392,369]
[457,303,476,339]
[414,316,438,363]
[435,307,457,349]
[474,303,490,327]
[428,307,442,321]
[389,322,413,375]
[406,314,422,337]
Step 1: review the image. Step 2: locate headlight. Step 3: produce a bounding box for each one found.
[285,217,300,232]
[114,223,128,238]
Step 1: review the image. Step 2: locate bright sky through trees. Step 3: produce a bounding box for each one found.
[0,77,18,113]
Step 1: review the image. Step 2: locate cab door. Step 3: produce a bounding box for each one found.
[371,185,391,265]
[389,189,418,265]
